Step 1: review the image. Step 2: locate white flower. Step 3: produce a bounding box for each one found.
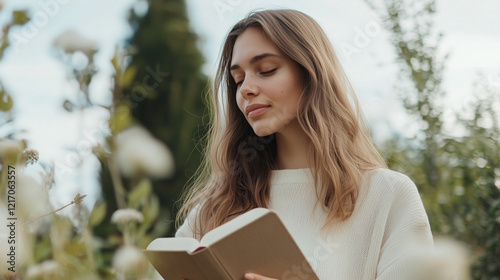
[111,208,144,225]
[402,236,470,280]
[17,173,52,221]
[112,245,148,276]
[53,29,97,55]
[115,126,175,178]
[26,260,60,279]
[0,139,24,163]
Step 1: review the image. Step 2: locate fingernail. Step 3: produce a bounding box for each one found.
[244,273,255,280]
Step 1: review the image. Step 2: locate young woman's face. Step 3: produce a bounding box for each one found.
[230,27,304,137]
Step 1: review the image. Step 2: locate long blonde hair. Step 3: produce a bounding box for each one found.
[176,9,387,239]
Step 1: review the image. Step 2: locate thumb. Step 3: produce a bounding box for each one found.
[244,273,277,280]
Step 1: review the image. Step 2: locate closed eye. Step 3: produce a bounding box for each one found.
[235,69,277,87]
[261,69,276,76]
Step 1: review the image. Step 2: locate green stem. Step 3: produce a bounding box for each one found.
[24,196,86,226]
[108,155,126,209]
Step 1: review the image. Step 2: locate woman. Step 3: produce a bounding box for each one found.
[175,9,434,280]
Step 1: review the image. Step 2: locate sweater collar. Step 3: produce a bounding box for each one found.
[270,168,315,185]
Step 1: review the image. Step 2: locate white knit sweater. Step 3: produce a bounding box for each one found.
[175,168,434,280]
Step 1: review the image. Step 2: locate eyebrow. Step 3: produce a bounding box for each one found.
[230,53,281,71]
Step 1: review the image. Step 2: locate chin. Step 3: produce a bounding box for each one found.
[251,125,276,137]
[254,131,273,137]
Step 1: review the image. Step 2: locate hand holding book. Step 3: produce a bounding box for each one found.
[144,208,319,280]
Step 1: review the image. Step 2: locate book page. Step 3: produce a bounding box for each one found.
[147,237,201,252]
[200,208,270,246]
[144,250,212,280]
[208,212,320,279]
[144,239,232,279]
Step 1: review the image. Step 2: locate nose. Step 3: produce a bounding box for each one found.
[239,75,259,99]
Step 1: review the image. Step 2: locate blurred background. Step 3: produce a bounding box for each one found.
[0,0,499,279]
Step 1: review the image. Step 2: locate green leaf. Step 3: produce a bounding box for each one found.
[108,104,132,135]
[89,202,107,227]
[34,236,53,262]
[128,179,152,207]
[12,10,30,26]
[148,195,160,222]
[140,195,159,233]
[121,66,137,88]
[0,88,13,111]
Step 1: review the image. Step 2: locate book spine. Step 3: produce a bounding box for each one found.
[192,248,233,280]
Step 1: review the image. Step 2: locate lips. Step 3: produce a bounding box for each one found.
[245,103,271,118]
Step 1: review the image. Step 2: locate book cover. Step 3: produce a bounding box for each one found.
[144,207,319,280]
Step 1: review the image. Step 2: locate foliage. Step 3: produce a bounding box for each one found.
[96,0,208,243]
[366,0,500,279]
[0,1,185,278]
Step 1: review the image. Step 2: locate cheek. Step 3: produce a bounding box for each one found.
[285,77,303,111]
[235,93,245,114]
[275,83,301,115]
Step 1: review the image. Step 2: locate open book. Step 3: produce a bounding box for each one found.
[144,207,319,280]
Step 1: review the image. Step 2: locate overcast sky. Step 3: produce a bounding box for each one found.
[0,0,499,211]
